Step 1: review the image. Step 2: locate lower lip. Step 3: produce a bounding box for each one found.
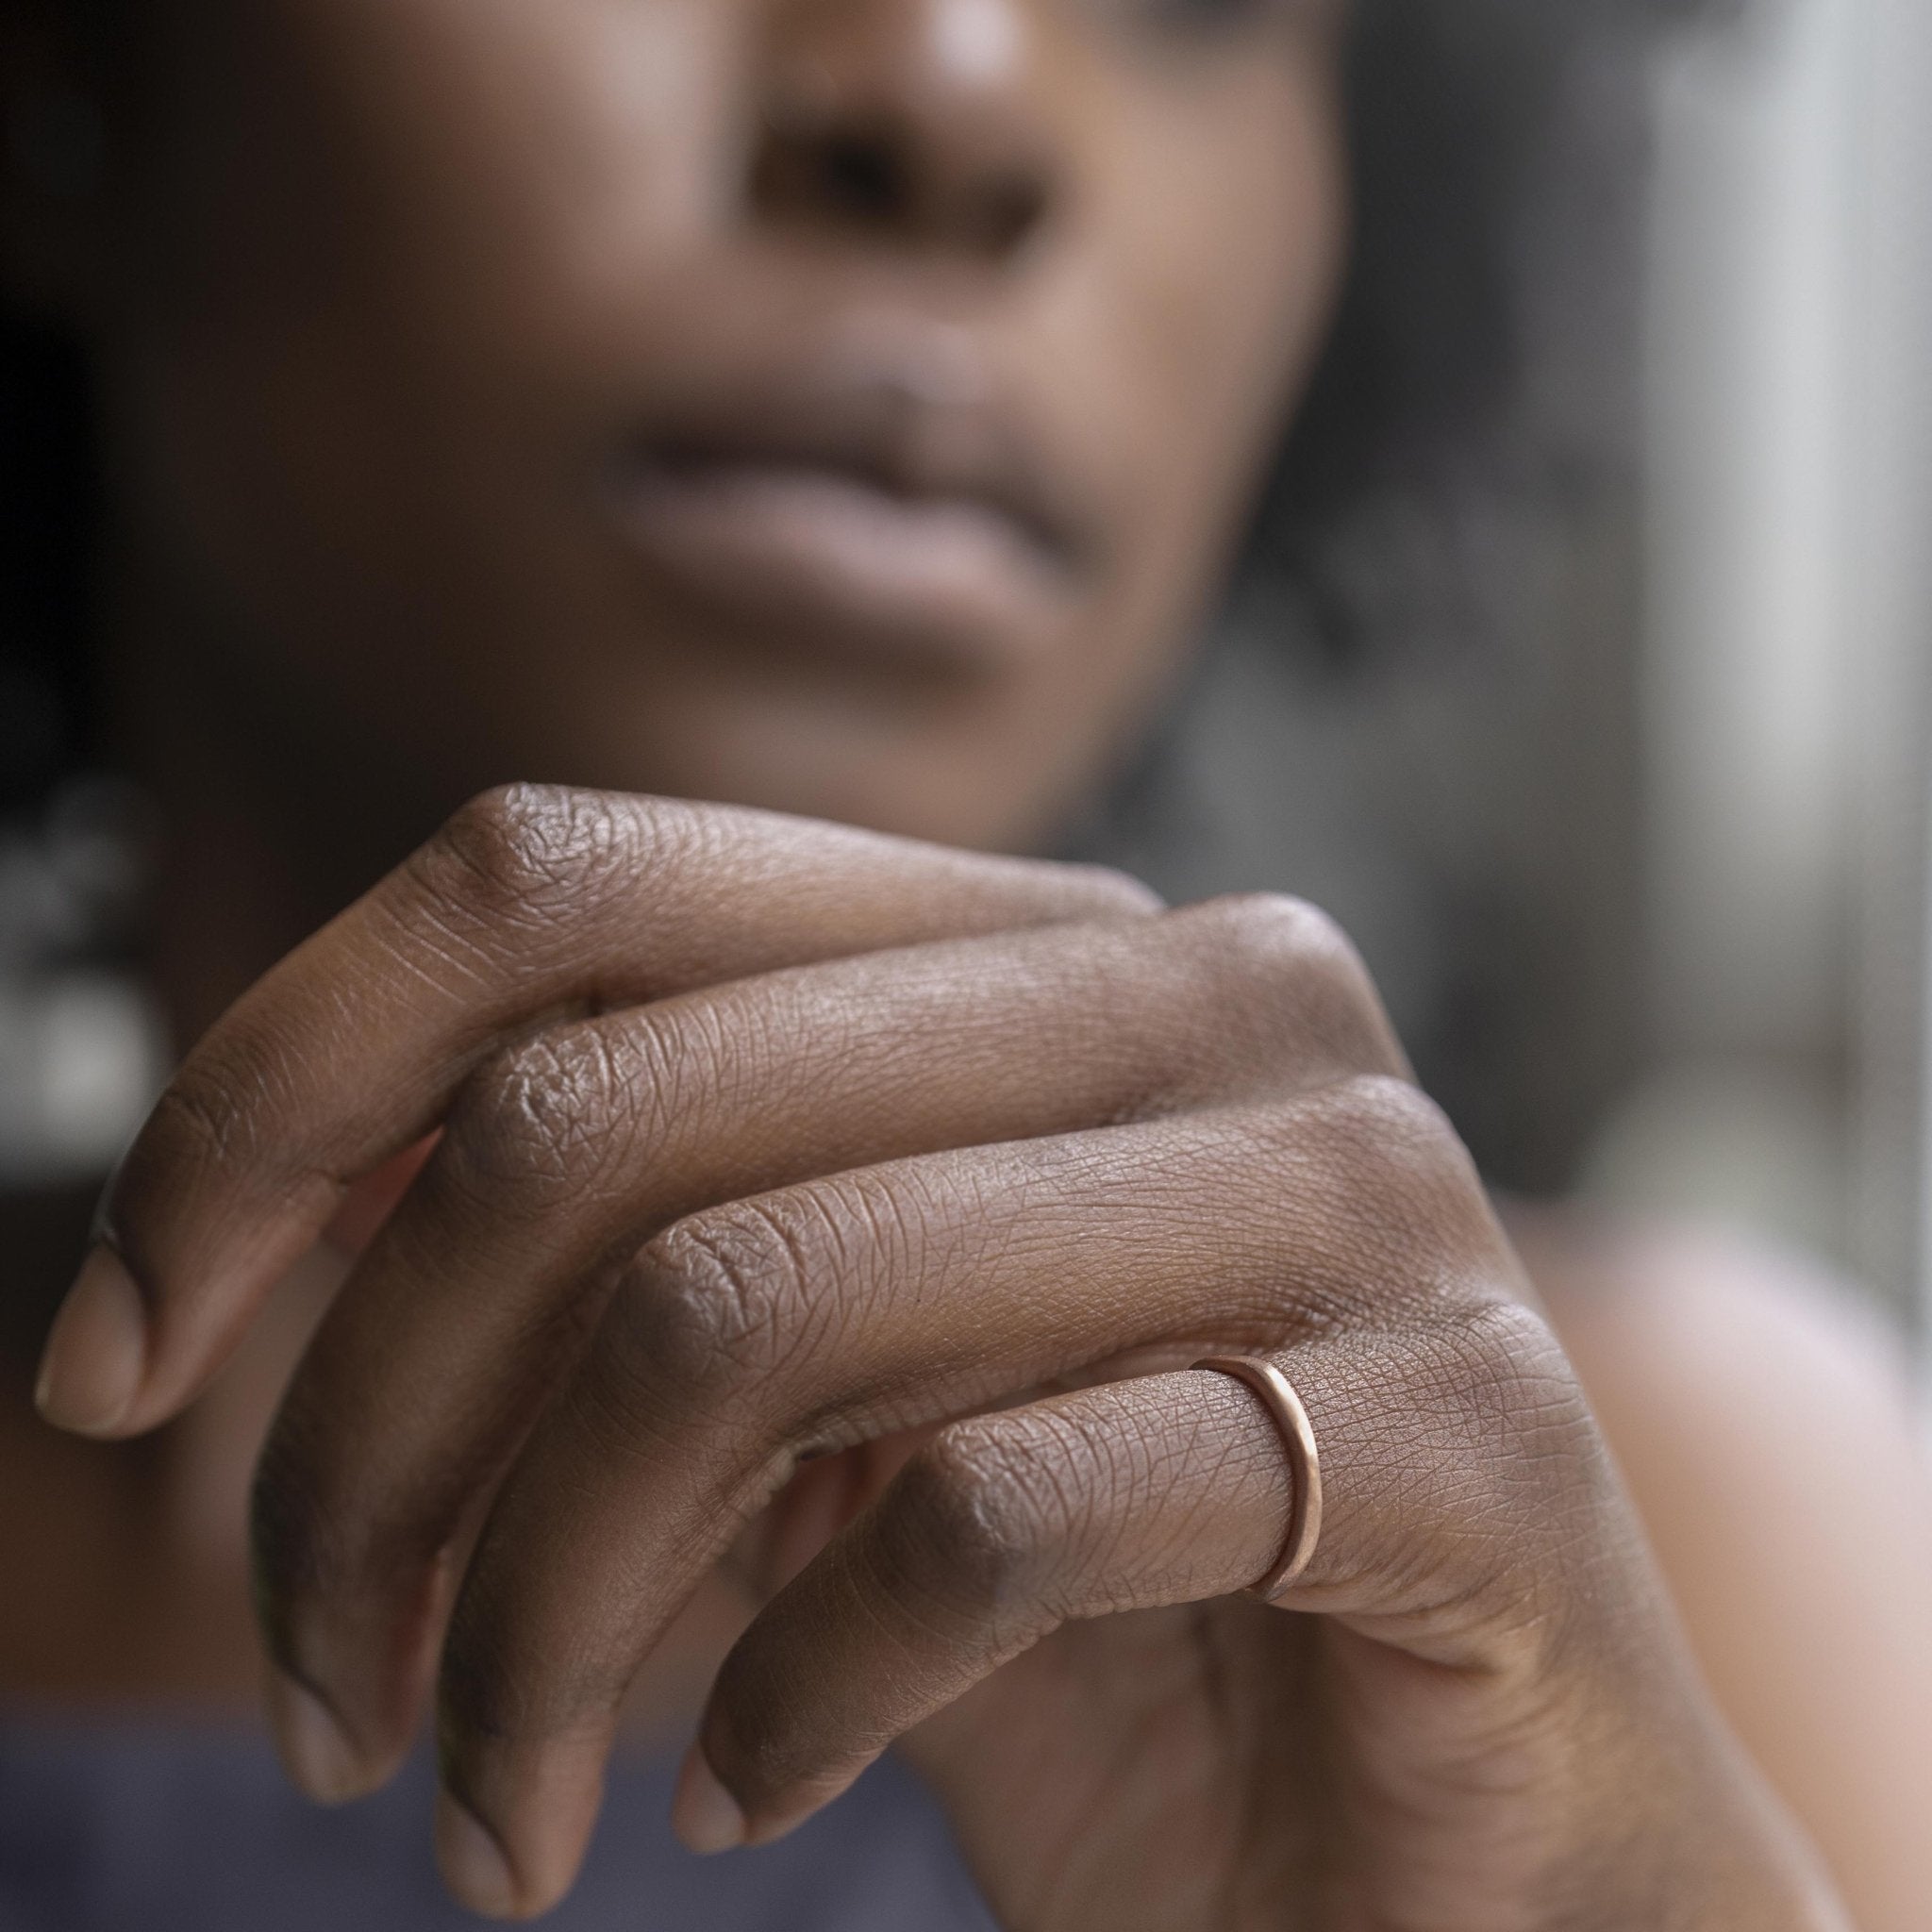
[601,459,1074,672]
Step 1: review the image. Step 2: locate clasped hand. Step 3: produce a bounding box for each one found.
[36,788,1840,1928]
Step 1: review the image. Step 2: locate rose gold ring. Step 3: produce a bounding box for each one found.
[1191,1355,1324,1602]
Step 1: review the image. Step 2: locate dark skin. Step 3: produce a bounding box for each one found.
[19,0,1344,864]
[3,1,1930,1926]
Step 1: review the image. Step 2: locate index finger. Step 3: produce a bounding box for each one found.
[34,785,1156,1437]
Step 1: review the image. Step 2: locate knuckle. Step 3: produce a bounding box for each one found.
[1241,1076,1497,1328]
[1449,1299,1598,1480]
[1174,893,1394,1073]
[619,1199,821,1405]
[1346,1300,1609,1674]
[441,1025,635,1206]
[1383,1296,1604,1574]
[1183,891,1362,982]
[427,783,645,921]
[1208,887,1345,946]
[885,1421,1075,1624]
[1318,1074,1483,1215]
[1324,1069,1457,1150]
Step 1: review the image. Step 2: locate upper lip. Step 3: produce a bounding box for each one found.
[613,358,1095,576]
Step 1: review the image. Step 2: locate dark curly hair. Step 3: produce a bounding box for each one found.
[1092,0,1707,1189]
[0,0,1708,1184]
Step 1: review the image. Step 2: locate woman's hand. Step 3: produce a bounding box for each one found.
[36,788,1844,1929]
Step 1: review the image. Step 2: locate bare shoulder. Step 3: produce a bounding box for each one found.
[1513,1207,1932,1932]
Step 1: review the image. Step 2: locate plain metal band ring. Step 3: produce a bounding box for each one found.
[1191,1354,1324,1602]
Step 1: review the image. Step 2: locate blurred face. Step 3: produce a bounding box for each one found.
[39,0,1346,849]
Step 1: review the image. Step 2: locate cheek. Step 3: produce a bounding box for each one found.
[1070,57,1347,642]
[102,0,729,655]
[89,0,1348,845]
[979,56,1342,812]
[907,67,1346,845]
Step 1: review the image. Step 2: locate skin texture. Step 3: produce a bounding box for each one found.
[0,0,1925,1927]
[10,0,1344,862]
[36,788,1848,1927]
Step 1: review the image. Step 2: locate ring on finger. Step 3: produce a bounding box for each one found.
[1191,1355,1324,1601]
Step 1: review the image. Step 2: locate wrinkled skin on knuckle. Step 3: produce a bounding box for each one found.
[1221,1076,1506,1341]
[1456,1301,1631,1605]
[421,784,665,940]
[1345,1297,1611,1672]
[1452,1300,1600,1483]
[632,1168,930,1424]
[880,1421,1083,1641]
[1311,1074,1504,1284]
[611,1205,822,1425]
[449,998,746,1225]
[439,1025,641,1216]
[1322,1073,1476,1188]
[1171,892,1402,1087]
[1418,1299,1673,1814]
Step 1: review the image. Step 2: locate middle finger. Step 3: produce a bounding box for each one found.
[257,895,1397,1791]
[430,1074,1494,1914]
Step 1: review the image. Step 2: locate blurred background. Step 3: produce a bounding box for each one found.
[2,0,1929,1356]
[1079,0,1932,1354]
[1590,0,1932,1343]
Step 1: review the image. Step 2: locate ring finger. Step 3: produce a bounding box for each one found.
[257,898,1401,1790]
[427,1077,1506,1913]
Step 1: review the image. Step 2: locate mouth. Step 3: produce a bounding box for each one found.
[601,382,1092,675]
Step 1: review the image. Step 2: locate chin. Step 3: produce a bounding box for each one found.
[450,637,1074,852]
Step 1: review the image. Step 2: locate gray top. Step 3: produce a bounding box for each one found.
[0,1721,998,1932]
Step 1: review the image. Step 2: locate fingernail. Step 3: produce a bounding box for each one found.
[35,1246,147,1436]
[435,1790,520,1918]
[265,1672,366,1805]
[672,1744,747,1856]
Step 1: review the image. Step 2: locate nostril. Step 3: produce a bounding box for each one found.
[750,114,916,235]
[748,76,1056,261]
[749,0,1061,261]
[818,128,908,225]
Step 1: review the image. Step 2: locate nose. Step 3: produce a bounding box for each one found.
[750,0,1060,261]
